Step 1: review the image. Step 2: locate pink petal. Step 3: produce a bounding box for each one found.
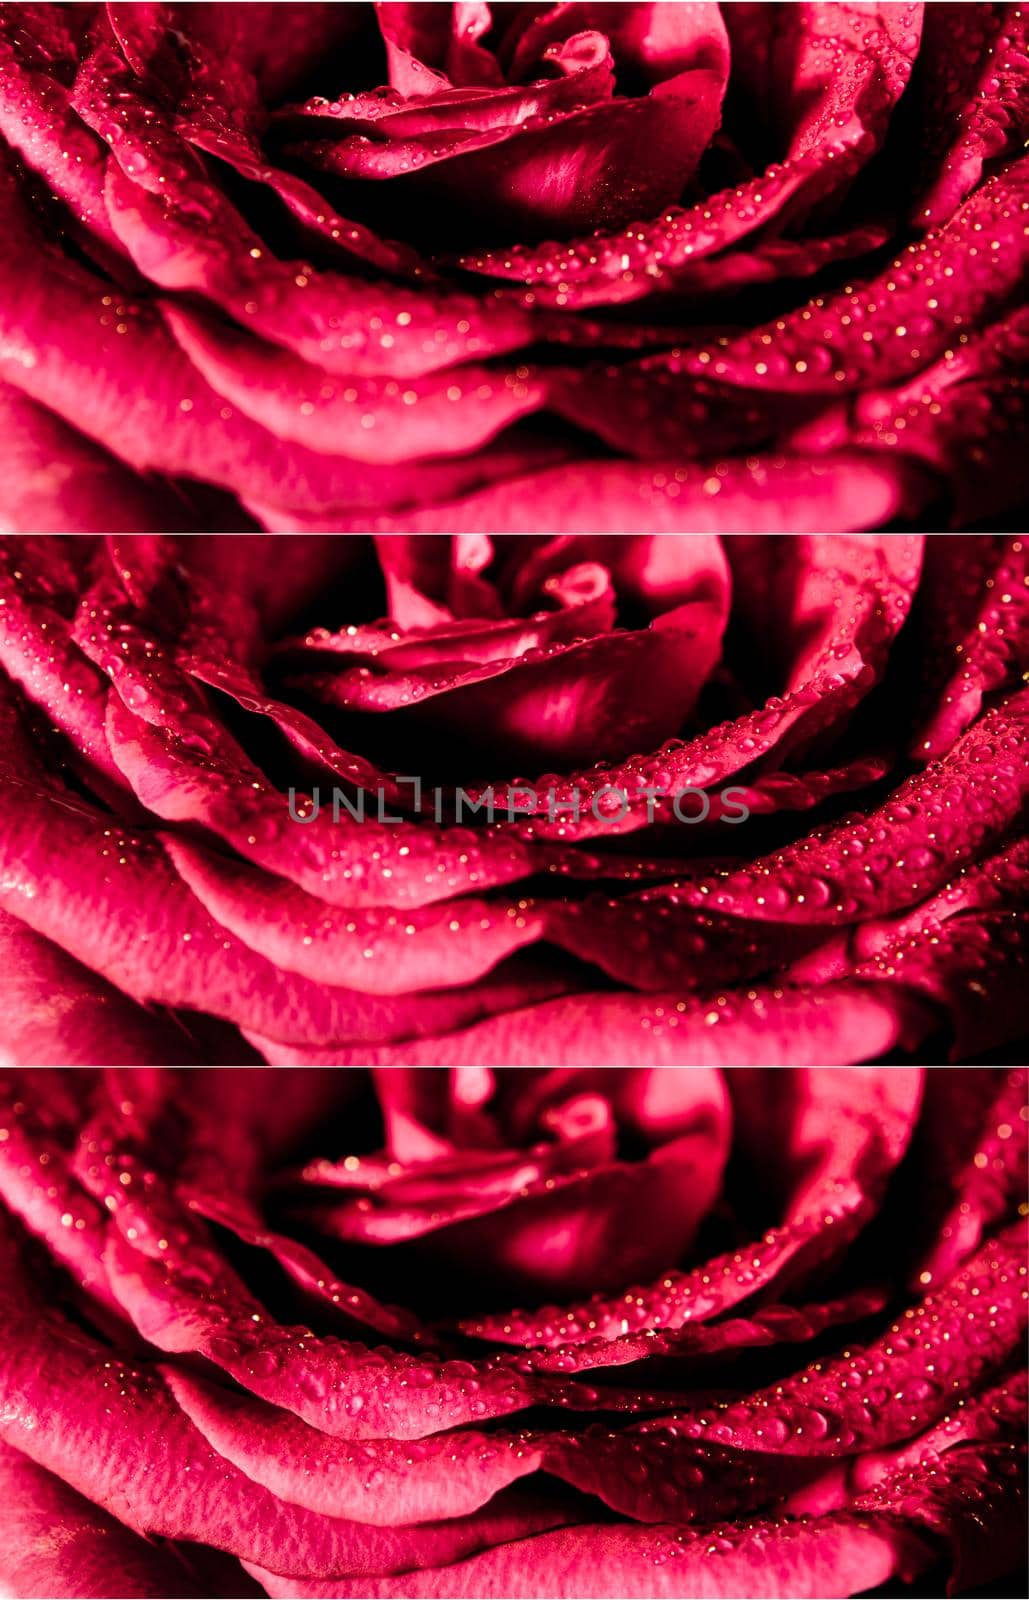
[0,1242,568,1577]
[0,385,186,534]
[0,216,541,515]
[0,1440,209,1600]
[253,452,927,533]
[0,764,561,1046]
[245,1510,930,1598]
[162,302,545,465]
[0,7,129,274]
[247,978,929,1067]
[163,1367,542,1525]
[0,538,128,791]
[0,908,201,1067]
[162,833,545,994]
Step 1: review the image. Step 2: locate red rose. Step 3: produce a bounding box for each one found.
[0,532,1027,1067]
[0,1066,1025,1599]
[0,3,1026,533]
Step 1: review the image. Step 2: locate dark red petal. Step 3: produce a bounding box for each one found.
[505,533,729,619]
[456,155,842,306]
[851,1439,1027,1598]
[471,1219,892,1353]
[733,3,922,214]
[728,1066,925,1233]
[910,1068,1028,1288]
[544,895,828,992]
[295,66,723,242]
[459,0,917,305]
[855,908,1028,1063]
[786,1367,1029,1516]
[682,161,1029,394]
[510,1288,888,1380]
[505,2,730,87]
[648,1225,1027,1456]
[181,116,421,279]
[0,539,128,791]
[296,607,727,770]
[181,1186,428,1344]
[107,1,358,101]
[847,836,1029,961]
[915,4,1029,226]
[851,366,1029,532]
[908,535,1029,761]
[307,1141,731,1305]
[675,693,1029,924]
[484,537,921,842]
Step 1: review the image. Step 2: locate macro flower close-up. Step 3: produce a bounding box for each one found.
[0,531,1026,1068]
[0,1,1026,533]
[0,1066,1025,1600]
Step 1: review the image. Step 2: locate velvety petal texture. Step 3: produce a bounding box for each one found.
[0,1,1023,531]
[0,1068,1024,1600]
[0,531,1025,1071]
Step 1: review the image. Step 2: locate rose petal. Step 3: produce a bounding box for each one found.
[245,1509,930,1598]
[162,833,545,995]
[163,1367,542,1525]
[0,1440,211,1600]
[161,302,545,464]
[0,761,562,1046]
[915,3,1029,226]
[910,1068,1028,1288]
[649,1224,1027,1456]
[252,452,928,534]
[908,535,1028,760]
[0,210,544,515]
[0,1245,569,1578]
[683,161,1029,394]
[676,692,1029,924]
[0,908,204,1067]
[0,538,129,791]
[0,7,131,275]
[247,978,930,1067]
[107,1,358,101]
